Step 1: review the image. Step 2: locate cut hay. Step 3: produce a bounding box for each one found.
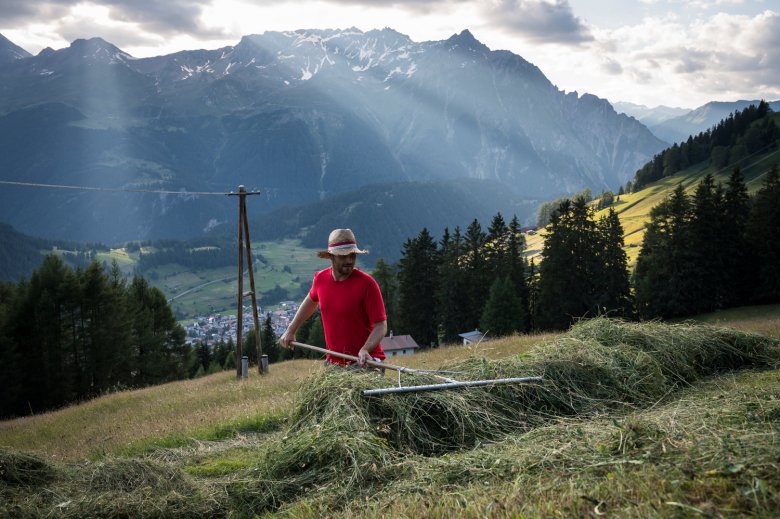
[4,318,779,517]
[225,317,780,513]
[0,448,56,487]
[80,458,195,493]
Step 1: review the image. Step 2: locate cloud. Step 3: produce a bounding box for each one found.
[601,57,623,75]
[588,9,780,106]
[0,0,225,40]
[0,1,71,25]
[482,0,593,44]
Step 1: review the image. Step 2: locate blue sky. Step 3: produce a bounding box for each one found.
[1,0,777,109]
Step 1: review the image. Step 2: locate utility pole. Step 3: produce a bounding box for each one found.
[229,185,264,377]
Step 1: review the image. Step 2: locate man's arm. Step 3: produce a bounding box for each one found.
[279,295,318,349]
[357,320,387,366]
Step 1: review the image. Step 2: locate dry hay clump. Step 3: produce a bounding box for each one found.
[0,448,57,487]
[1,454,225,518]
[225,317,780,514]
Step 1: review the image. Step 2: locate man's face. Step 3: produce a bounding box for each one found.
[331,253,357,279]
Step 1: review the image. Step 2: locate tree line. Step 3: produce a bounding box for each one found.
[632,101,777,191]
[373,207,630,345]
[135,241,246,273]
[369,164,780,346]
[0,256,191,418]
[635,166,780,318]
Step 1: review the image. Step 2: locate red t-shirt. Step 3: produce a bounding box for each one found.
[308,267,387,365]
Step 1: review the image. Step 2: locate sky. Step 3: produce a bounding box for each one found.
[0,0,778,109]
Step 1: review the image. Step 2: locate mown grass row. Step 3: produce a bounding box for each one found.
[2,317,778,517]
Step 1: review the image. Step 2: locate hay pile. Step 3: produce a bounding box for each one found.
[0,451,224,518]
[225,317,780,513]
[3,318,778,517]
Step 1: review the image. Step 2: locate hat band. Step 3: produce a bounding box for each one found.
[328,241,357,253]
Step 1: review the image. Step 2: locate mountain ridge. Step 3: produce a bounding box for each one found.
[0,28,664,244]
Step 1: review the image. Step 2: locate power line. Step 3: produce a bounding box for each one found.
[0,180,263,196]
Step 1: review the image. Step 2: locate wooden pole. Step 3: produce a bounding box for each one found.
[235,186,245,378]
[241,194,263,373]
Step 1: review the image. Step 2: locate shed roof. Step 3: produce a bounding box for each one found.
[458,330,485,341]
[380,334,420,352]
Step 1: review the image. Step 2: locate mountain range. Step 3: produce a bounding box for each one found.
[0,28,666,245]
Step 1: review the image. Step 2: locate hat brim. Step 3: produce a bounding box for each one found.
[317,247,368,259]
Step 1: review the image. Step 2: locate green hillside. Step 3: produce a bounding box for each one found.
[527,111,780,267]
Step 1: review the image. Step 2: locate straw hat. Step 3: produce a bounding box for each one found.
[317,228,368,258]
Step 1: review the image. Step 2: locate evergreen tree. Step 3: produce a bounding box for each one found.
[0,282,22,417]
[196,341,211,372]
[689,174,727,313]
[595,209,632,317]
[527,258,539,331]
[634,185,698,318]
[480,277,524,337]
[746,165,780,303]
[261,313,281,363]
[461,219,489,332]
[213,340,229,369]
[722,167,751,306]
[371,258,398,333]
[242,329,258,364]
[506,216,531,332]
[224,350,237,370]
[436,227,467,344]
[127,276,188,385]
[486,213,509,277]
[307,314,326,348]
[535,199,599,330]
[397,228,439,346]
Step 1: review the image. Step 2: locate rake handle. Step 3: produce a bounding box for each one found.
[290,341,410,373]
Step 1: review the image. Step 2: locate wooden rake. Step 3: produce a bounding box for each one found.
[290,341,543,396]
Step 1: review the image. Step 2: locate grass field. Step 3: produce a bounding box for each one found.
[1,305,778,517]
[147,239,323,318]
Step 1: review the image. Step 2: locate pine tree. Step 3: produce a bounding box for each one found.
[371,258,398,333]
[436,227,467,344]
[634,184,697,318]
[506,216,531,332]
[480,277,524,337]
[261,313,280,363]
[595,209,632,317]
[196,341,211,372]
[722,167,751,306]
[461,219,489,331]
[689,174,726,313]
[398,228,440,346]
[535,199,599,330]
[307,314,326,348]
[0,282,22,417]
[746,165,780,302]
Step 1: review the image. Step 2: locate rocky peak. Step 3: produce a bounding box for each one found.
[0,33,32,63]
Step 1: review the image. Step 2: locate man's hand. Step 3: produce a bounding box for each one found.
[357,347,372,367]
[279,328,296,350]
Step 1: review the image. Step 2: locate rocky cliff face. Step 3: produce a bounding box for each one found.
[0,29,665,243]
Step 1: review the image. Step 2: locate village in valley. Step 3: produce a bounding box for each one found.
[183,301,300,348]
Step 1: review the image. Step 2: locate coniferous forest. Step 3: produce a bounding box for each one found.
[0,257,191,418]
[383,163,780,346]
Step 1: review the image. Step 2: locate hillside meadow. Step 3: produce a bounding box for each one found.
[1,305,779,517]
[525,141,780,266]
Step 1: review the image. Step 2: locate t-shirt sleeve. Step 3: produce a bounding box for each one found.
[363,277,387,324]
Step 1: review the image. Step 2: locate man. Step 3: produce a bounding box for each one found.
[280,228,387,367]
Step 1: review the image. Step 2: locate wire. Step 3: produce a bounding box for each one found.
[0,180,262,196]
